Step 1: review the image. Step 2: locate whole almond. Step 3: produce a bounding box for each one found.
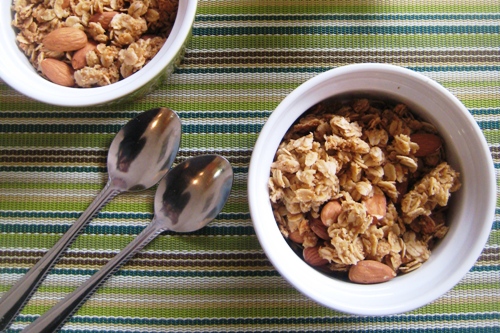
[43,27,88,52]
[410,133,442,157]
[362,190,386,220]
[348,260,396,284]
[40,58,75,87]
[71,41,97,70]
[309,217,330,240]
[303,246,329,267]
[89,11,118,30]
[320,200,342,226]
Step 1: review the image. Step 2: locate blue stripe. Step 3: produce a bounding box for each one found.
[470,109,500,116]
[0,166,249,173]
[477,121,500,130]
[192,26,500,36]
[0,224,256,236]
[13,313,500,327]
[0,111,273,119]
[470,266,500,272]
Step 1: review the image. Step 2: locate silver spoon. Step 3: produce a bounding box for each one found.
[21,155,234,333]
[0,108,181,331]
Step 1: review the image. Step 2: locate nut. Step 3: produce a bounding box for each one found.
[303,246,329,266]
[348,260,396,284]
[89,11,119,30]
[411,133,442,157]
[288,230,304,244]
[43,27,88,52]
[40,58,75,87]
[309,217,330,240]
[71,41,97,70]
[320,200,342,226]
[362,189,387,220]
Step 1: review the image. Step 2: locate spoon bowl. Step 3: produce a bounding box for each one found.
[108,108,181,191]
[22,155,234,333]
[156,154,235,232]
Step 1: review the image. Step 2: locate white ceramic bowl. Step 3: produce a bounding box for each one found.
[248,63,496,315]
[0,0,197,107]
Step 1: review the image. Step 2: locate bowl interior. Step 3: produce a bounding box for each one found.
[0,1,197,106]
[248,64,495,315]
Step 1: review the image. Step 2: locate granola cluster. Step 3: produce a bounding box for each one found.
[12,0,178,87]
[269,98,461,279]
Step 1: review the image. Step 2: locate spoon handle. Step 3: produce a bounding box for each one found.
[21,219,164,333]
[0,182,120,331]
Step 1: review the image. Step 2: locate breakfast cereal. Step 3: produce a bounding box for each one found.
[11,0,178,87]
[269,98,461,283]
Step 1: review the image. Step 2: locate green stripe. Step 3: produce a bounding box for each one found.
[0,199,247,214]
[0,233,261,251]
[0,224,257,236]
[18,301,500,319]
[189,34,500,50]
[0,124,264,134]
[0,133,258,149]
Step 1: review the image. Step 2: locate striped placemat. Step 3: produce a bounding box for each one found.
[1,0,499,332]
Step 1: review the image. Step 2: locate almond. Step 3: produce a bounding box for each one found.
[71,41,97,70]
[43,27,88,52]
[320,200,342,226]
[40,58,75,87]
[362,190,386,220]
[288,230,304,244]
[303,246,329,267]
[410,133,442,157]
[89,11,118,30]
[348,260,396,284]
[309,217,330,240]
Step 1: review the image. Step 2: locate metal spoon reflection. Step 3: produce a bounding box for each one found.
[22,155,234,333]
[0,108,181,331]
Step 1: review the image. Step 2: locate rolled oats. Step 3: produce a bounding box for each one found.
[11,0,179,87]
[269,98,461,282]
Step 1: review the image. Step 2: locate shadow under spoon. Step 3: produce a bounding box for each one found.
[0,107,181,331]
[22,154,234,333]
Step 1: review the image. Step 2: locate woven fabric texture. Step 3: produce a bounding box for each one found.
[0,0,499,332]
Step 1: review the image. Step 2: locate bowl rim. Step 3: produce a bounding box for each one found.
[248,63,496,315]
[0,0,197,107]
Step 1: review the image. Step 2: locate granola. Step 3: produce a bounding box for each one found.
[269,98,461,281]
[11,0,178,87]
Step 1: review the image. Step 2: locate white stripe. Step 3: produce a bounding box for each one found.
[194,19,500,28]
[185,47,500,53]
[166,71,500,86]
